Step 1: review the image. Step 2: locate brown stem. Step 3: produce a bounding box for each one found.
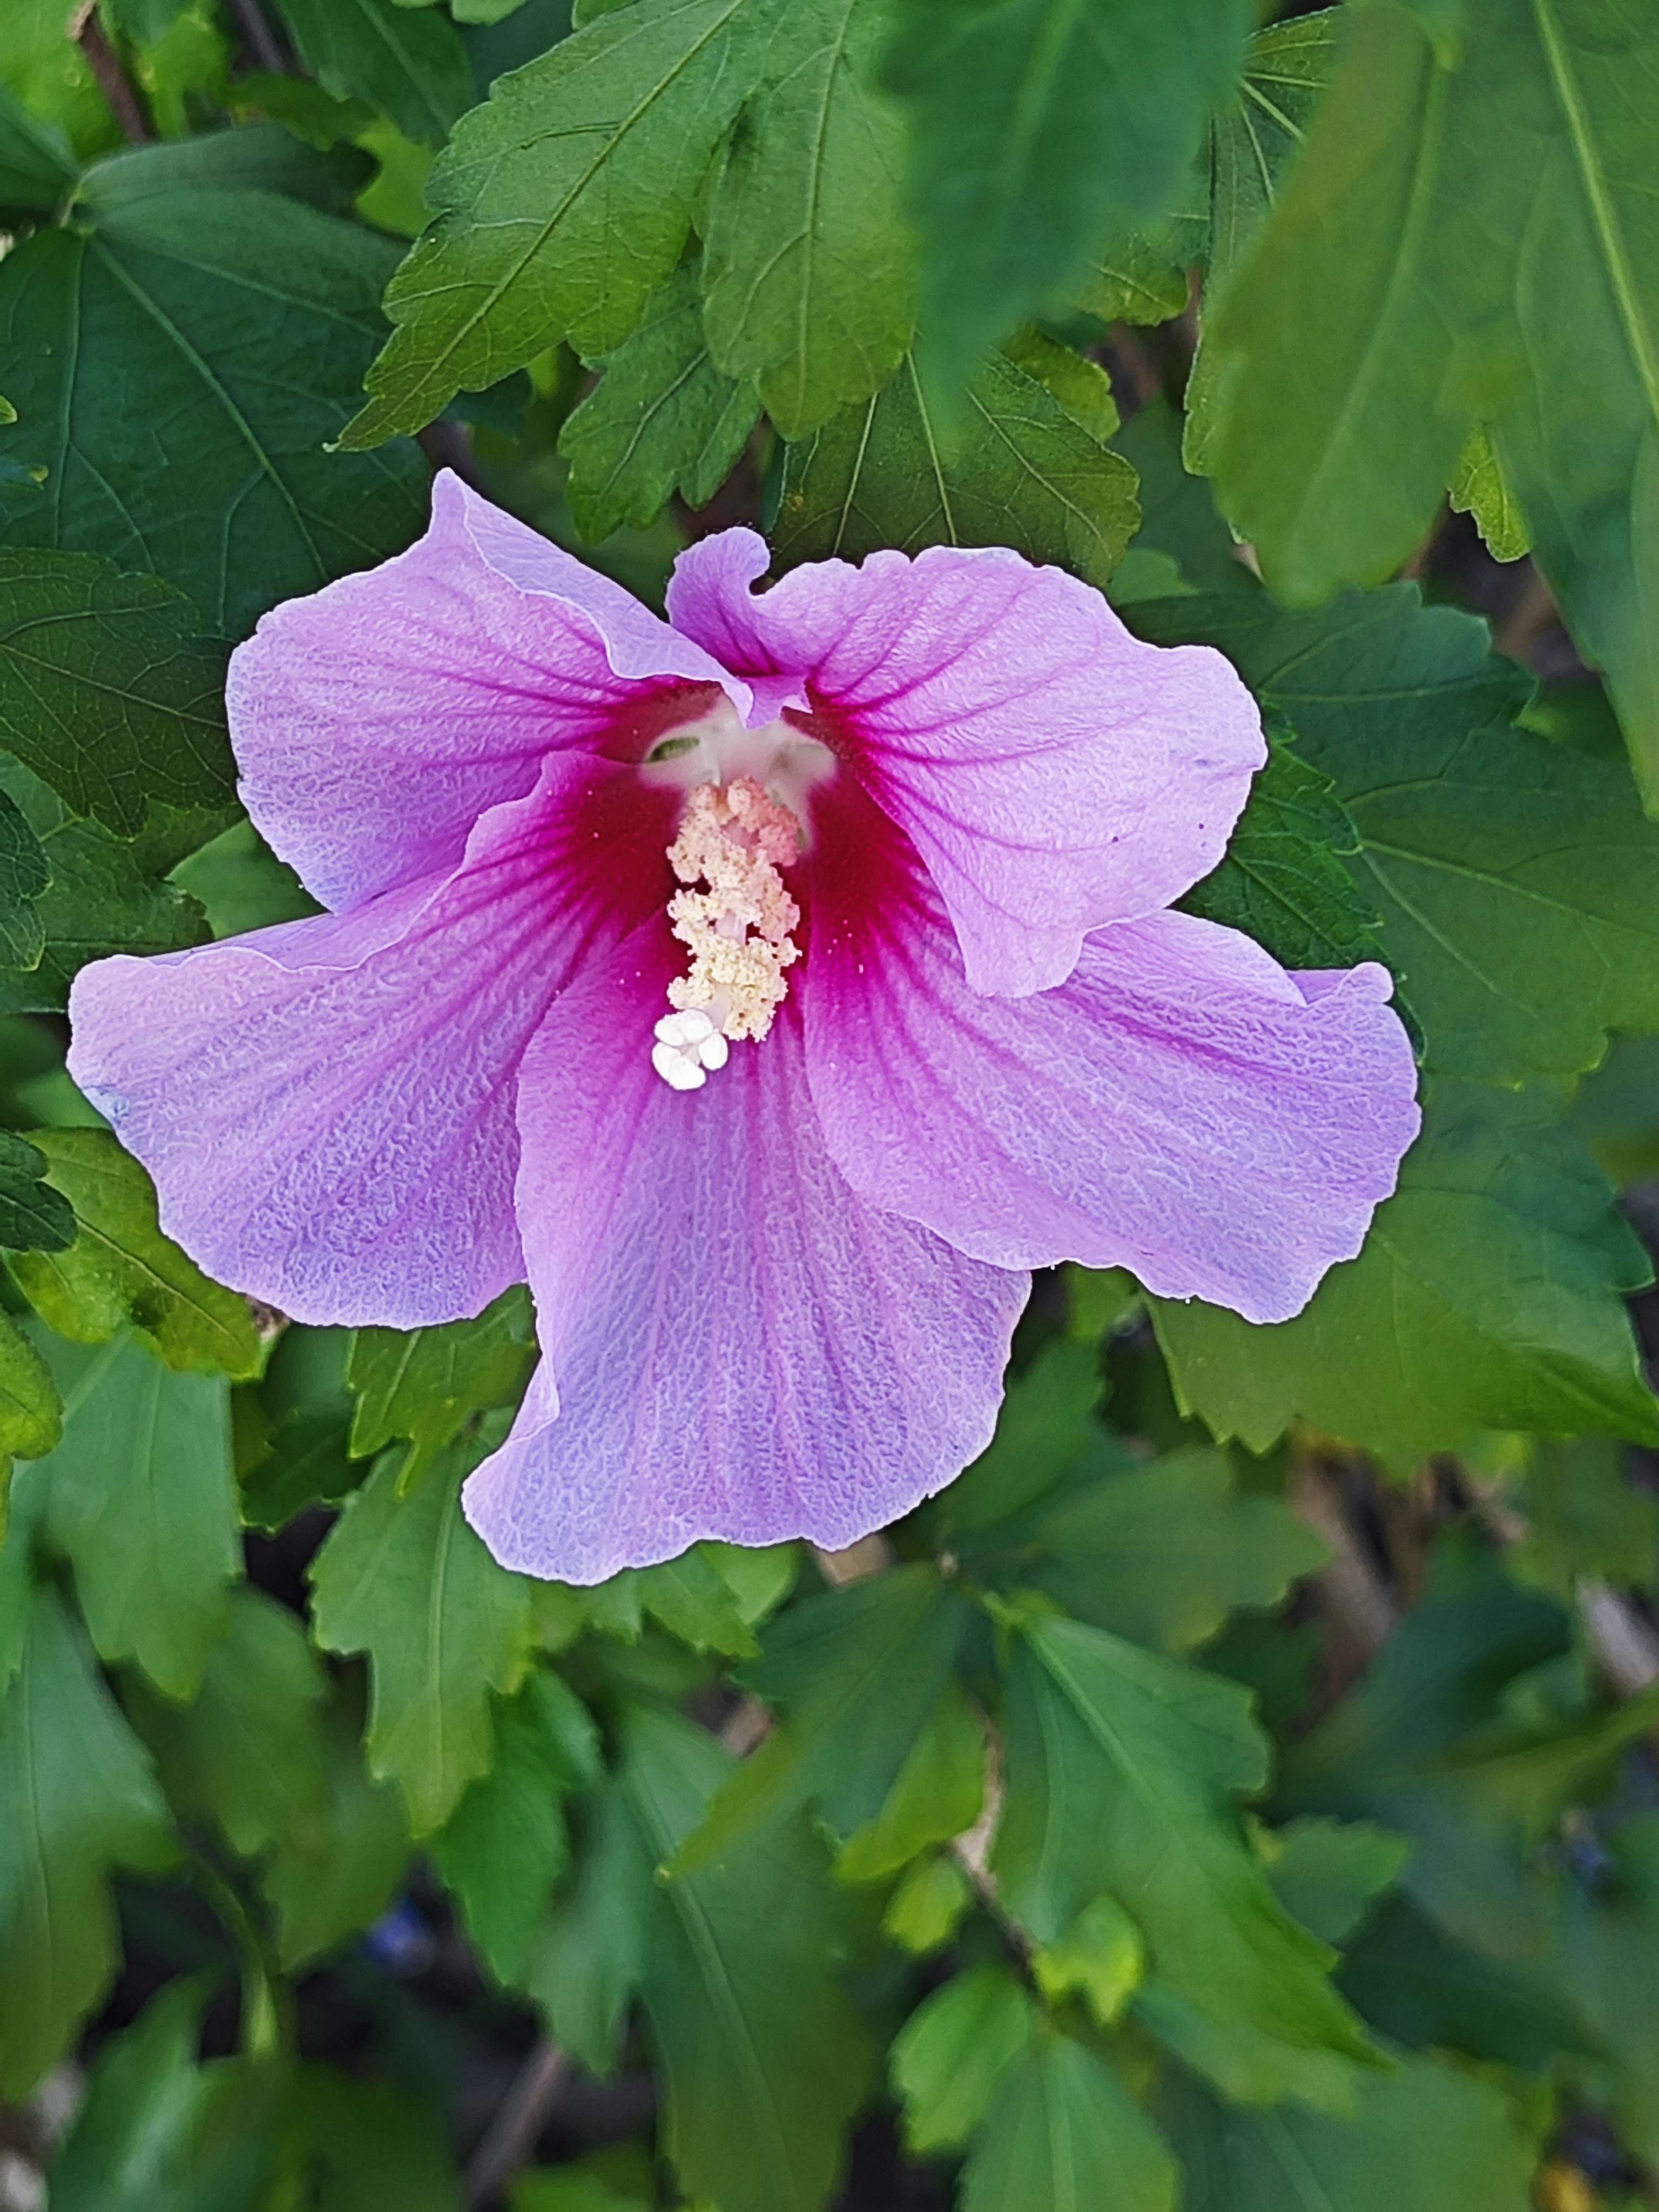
[70,3,152,144]
[223,0,289,73]
[464,2041,571,2209]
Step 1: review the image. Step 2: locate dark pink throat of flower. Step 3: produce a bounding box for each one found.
[641,696,835,1093]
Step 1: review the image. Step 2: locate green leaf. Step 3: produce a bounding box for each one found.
[1151,1080,1659,1467]
[962,2029,1179,2212]
[346,1286,536,1491]
[1130,585,1659,1086]
[0,78,76,213]
[46,1979,219,2212]
[1201,0,1659,804]
[671,1563,969,1872]
[1508,1434,1659,1597]
[239,1407,360,1532]
[890,1965,1037,2155]
[0,754,216,1013]
[0,1132,72,1253]
[0,190,427,637]
[76,120,375,217]
[1111,402,1255,597]
[0,1310,61,1470]
[882,0,1251,380]
[622,1703,873,2212]
[617,1546,764,1658]
[560,263,759,538]
[309,1439,535,1831]
[1183,9,1337,471]
[342,0,788,445]
[0,1585,176,2095]
[1161,2051,1538,2212]
[0,0,118,157]
[1546,1816,1659,2166]
[433,1669,599,1982]
[9,1129,263,1379]
[0,550,234,834]
[882,1850,973,1954]
[775,348,1138,589]
[1031,1891,1147,2025]
[1177,724,1388,976]
[1263,1816,1412,1945]
[993,1613,1376,2109]
[122,1587,329,1863]
[835,1678,985,1881]
[1449,423,1532,561]
[262,1677,412,1970]
[33,1333,238,1700]
[700,0,914,436]
[520,1775,657,2074]
[0,790,49,971]
[271,0,473,145]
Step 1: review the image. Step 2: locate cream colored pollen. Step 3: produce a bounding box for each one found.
[663,777,803,1054]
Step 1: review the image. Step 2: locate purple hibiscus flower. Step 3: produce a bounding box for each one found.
[67,476,1419,1582]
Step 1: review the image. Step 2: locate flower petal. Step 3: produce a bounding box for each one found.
[67,756,673,1328]
[461,935,1026,1582]
[667,530,1264,994]
[801,812,1421,1324]
[228,471,745,912]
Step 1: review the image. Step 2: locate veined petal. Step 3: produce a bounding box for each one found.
[67,756,673,1329]
[801,806,1420,1325]
[462,933,1026,1582]
[667,529,1263,995]
[228,471,746,912]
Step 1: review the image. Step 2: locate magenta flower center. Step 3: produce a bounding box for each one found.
[643,698,834,1090]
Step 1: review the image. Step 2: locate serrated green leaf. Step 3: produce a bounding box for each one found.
[122,1586,328,1862]
[262,1677,412,1969]
[882,1850,973,1954]
[1201,0,1659,803]
[0,1310,60,1473]
[1178,724,1388,976]
[271,0,473,145]
[1508,1434,1659,1597]
[1263,1816,1412,1946]
[883,0,1251,382]
[0,189,426,637]
[0,1585,176,2095]
[309,1439,535,1831]
[239,1407,360,1532]
[1131,584,1659,1086]
[0,1132,71,1253]
[622,1547,761,1657]
[520,1776,658,2074]
[620,1703,873,2212]
[775,348,1138,588]
[963,2030,1179,2212]
[0,0,118,157]
[891,1966,1037,2155]
[0,78,76,213]
[0,790,49,972]
[1183,10,1337,471]
[1000,326,1119,441]
[343,0,788,444]
[994,1613,1376,2109]
[1111,399,1256,597]
[434,1669,598,1982]
[76,120,375,217]
[347,1287,536,1490]
[1449,423,1532,561]
[1161,2051,1537,2212]
[45,1978,219,2212]
[670,1563,968,1872]
[32,1333,238,1700]
[835,1678,985,1882]
[1032,1892,1146,2026]
[1152,1079,1659,1467]
[559,264,759,539]
[700,0,914,436]
[9,1129,262,1379]
[0,550,233,835]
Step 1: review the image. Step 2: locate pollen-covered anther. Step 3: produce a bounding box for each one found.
[657,778,803,1077]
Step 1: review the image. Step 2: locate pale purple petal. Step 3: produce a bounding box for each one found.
[228,472,746,912]
[67,756,675,1328]
[801,851,1421,1325]
[461,934,1026,1582]
[667,531,1264,995]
